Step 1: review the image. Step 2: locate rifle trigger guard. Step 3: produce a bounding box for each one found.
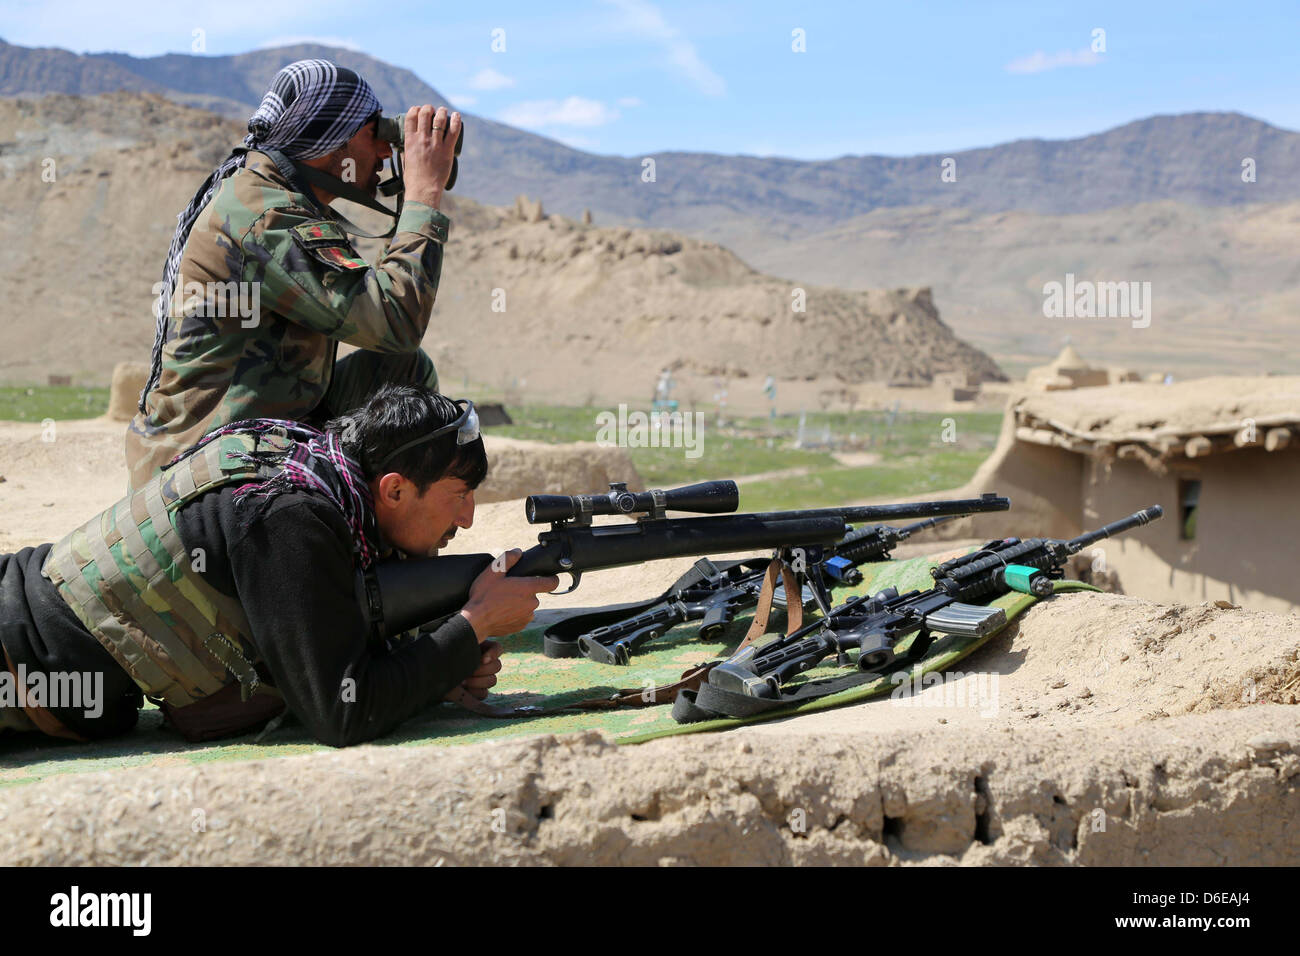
[553,570,582,595]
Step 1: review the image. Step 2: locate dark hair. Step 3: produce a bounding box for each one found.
[325,383,488,492]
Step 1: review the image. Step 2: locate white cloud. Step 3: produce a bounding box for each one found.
[601,0,726,97]
[447,93,478,107]
[467,68,515,91]
[498,97,621,128]
[257,35,363,51]
[1005,48,1102,74]
[665,41,725,97]
[617,96,643,108]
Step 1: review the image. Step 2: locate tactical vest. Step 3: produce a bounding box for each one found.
[42,429,294,740]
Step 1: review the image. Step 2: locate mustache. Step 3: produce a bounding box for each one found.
[426,529,456,558]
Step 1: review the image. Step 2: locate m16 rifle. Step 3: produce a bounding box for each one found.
[565,514,961,665]
[363,481,1011,643]
[674,505,1164,723]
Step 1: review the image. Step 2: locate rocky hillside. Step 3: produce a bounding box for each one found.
[404,203,1004,395]
[737,200,1300,379]
[0,92,1002,395]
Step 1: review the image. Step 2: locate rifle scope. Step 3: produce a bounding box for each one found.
[526,480,739,524]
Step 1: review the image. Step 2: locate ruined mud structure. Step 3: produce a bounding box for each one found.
[967,377,1300,613]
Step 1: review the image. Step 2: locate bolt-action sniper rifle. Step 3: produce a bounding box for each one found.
[567,514,961,665]
[362,481,1011,641]
[674,505,1164,723]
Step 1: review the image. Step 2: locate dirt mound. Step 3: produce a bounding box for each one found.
[6,583,1299,865]
[107,362,148,421]
[420,207,1005,397]
[2,709,1296,866]
[981,592,1300,721]
[476,436,641,504]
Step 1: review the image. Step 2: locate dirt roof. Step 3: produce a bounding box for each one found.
[1013,376,1300,445]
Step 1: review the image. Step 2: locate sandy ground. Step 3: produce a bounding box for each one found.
[1,416,1297,865]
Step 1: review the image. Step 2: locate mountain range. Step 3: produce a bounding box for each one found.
[5,38,1299,230]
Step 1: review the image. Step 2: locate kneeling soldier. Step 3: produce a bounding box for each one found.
[128,58,462,492]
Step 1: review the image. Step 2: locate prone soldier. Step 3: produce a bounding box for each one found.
[1,385,556,746]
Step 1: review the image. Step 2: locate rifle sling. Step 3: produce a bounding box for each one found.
[737,556,804,653]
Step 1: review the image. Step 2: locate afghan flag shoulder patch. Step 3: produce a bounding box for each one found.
[290,220,368,272]
[291,220,349,247]
[314,246,368,271]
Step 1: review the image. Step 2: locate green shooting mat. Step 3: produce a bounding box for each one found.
[0,548,1095,788]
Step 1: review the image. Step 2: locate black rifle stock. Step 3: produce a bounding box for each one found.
[365,482,1010,640]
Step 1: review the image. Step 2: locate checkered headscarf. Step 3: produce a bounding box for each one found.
[140,59,382,413]
[169,418,381,568]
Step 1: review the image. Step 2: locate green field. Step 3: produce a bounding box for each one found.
[493,403,1002,510]
[0,386,111,422]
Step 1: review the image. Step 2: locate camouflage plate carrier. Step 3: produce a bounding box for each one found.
[43,430,297,741]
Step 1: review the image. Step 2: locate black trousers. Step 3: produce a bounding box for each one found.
[0,545,141,740]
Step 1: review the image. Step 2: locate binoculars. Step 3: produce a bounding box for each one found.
[375,113,463,193]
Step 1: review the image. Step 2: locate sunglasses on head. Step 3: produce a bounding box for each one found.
[377,399,480,471]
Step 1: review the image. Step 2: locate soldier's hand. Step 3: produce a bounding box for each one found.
[459,549,558,639]
[458,640,504,700]
[402,104,461,209]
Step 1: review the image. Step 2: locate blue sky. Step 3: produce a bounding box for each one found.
[4,0,1297,158]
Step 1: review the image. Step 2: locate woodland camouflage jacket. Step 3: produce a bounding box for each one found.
[125,150,449,490]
